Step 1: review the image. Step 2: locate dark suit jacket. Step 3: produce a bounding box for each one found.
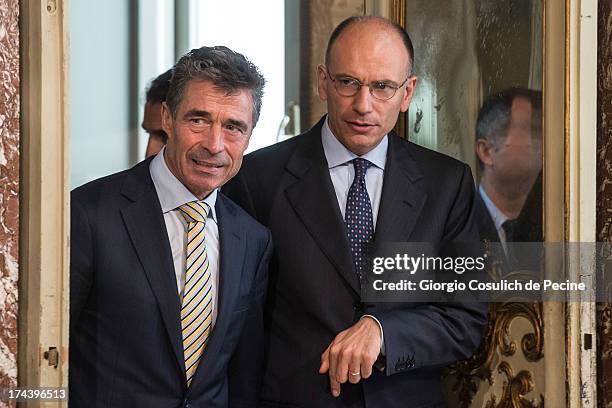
[223,118,488,408]
[70,158,272,408]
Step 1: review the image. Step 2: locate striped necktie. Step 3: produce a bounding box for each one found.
[178,201,213,386]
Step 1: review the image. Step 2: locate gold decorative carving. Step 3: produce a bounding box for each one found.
[446,301,544,407]
[485,362,544,408]
[445,243,544,407]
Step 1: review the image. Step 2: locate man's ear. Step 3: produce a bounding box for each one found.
[400,76,418,113]
[475,138,494,167]
[317,64,328,102]
[161,102,173,141]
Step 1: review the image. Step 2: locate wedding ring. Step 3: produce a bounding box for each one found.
[349,371,361,376]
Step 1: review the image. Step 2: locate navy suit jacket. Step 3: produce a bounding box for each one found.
[223,117,487,408]
[69,158,272,408]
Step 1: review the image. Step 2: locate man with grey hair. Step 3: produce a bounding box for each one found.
[70,46,271,407]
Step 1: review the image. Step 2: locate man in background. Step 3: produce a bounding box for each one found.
[474,88,542,245]
[143,68,171,158]
[224,16,487,407]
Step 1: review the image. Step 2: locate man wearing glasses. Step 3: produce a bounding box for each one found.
[224,16,486,407]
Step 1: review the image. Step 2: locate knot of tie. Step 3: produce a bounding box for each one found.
[178,201,211,225]
[352,158,372,180]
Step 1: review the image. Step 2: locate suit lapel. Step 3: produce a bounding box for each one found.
[189,194,246,390]
[284,122,359,295]
[119,160,185,376]
[374,134,428,243]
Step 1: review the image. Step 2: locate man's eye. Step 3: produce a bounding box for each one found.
[373,82,392,90]
[225,124,244,134]
[339,78,358,87]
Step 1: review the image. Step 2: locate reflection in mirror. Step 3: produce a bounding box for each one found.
[396,2,544,406]
[405,0,542,160]
[403,0,543,244]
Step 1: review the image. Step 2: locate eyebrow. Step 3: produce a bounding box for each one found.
[184,109,212,119]
[184,109,249,132]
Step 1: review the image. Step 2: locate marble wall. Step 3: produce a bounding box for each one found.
[302,0,365,128]
[0,0,19,398]
[598,1,612,407]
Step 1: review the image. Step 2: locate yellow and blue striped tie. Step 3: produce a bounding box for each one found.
[178,201,213,386]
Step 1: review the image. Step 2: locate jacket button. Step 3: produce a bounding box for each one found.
[353,302,363,312]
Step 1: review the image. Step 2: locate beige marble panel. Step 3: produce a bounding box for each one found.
[0,0,20,399]
[303,0,365,128]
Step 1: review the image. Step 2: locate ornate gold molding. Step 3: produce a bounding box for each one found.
[445,243,544,407]
[446,301,544,407]
[485,362,544,408]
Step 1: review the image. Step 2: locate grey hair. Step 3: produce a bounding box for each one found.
[166,45,266,126]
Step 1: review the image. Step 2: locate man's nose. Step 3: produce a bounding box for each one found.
[203,123,224,154]
[352,85,374,115]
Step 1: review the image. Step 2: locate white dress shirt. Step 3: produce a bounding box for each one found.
[150,147,220,326]
[321,118,387,352]
[478,185,510,246]
[321,119,387,229]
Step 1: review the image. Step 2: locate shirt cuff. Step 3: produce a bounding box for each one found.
[361,314,385,355]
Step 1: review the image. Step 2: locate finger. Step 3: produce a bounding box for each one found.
[335,348,350,384]
[348,363,362,384]
[328,345,340,384]
[319,347,330,374]
[360,356,374,379]
[329,374,341,397]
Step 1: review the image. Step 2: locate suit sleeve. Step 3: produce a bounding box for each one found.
[372,163,488,375]
[70,193,95,333]
[227,229,272,407]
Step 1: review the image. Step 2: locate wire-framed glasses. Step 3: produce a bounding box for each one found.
[324,67,409,101]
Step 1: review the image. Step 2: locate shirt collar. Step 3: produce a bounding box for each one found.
[321,117,388,170]
[478,185,507,231]
[149,146,218,222]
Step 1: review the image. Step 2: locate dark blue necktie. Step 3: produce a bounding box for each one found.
[345,158,374,277]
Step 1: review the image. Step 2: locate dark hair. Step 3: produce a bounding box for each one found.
[325,16,415,76]
[475,87,542,167]
[145,69,172,105]
[166,46,266,126]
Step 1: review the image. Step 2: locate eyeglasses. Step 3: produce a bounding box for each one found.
[324,67,410,101]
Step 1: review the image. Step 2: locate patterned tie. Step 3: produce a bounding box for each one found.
[345,158,374,278]
[178,201,213,386]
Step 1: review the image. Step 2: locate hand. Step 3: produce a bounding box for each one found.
[318,317,382,397]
